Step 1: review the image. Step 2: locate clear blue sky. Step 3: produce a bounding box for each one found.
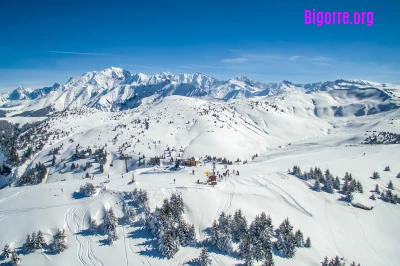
[0,0,399,92]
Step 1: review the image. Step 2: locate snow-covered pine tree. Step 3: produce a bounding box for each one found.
[104,208,118,243]
[2,243,11,258]
[197,246,212,266]
[218,211,232,232]
[216,226,233,254]
[183,224,196,246]
[89,217,98,233]
[369,194,376,200]
[374,184,380,193]
[329,256,342,266]
[239,234,253,265]
[314,178,321,192]
[372,171,380,179]
[304,237,311,248]
[252,237,266,262]
[345,191,354,202]
[36,230,46,250]
[158,230,179,258]
[321,256,329,266]
[388,180,394,190]
[232,209,248,242]
[170,193,185,221]
[261,251,274,266]
[53,229,67,253]
[30,231,37,250]
[25,234,34,253]
[324,177,334,194]
[356,181,363,193]
[79,183,96,197]
[123,206,136,224]
[210,220,219,247]
[333,177,341,190]
[294,229,304,247]
[10,249,20,266]
[276,218,296,258]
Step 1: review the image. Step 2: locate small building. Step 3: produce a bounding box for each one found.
[208,175,217,182]
[185,157,200,167]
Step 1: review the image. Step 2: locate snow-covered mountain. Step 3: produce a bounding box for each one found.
[1,67,399,116]
[0,67,400,266]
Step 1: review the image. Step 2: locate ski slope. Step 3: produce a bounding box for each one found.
[0,91,399,265]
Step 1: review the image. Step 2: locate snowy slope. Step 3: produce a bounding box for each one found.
[0,67,400,266]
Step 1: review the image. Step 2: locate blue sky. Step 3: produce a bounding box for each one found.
[0,0,399,92]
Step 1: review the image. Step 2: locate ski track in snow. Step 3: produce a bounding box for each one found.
[81,202,104,266]
[324,200,344,259]
[250,175,313,217]
[65,206,88,266]
[350,205,391,266]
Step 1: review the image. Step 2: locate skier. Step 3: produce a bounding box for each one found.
[174,179,176,184]
[237,170,239,176]
[108,174,109,178]
[192,169,195,175]
[122,174,123,178]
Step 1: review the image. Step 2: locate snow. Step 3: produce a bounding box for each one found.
[0,69,399,265]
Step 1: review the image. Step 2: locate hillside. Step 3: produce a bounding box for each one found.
[0,69,399,266]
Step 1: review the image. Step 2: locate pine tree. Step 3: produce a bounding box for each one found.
[329,256,342,266]
[261,251,274,266]
[52,154,56,166]
[10,249,20,266]
[276,218,296,258]
[232,209,248,242]
[304,237,311,248]
[374,184,380,194]
[197,246,212,266]
[210,220,219,247]
[53,229,67,253]
[333,177,341,190]
[123,207,136,224]
[89,218,98,233]
[356,181,363,193]
[25,234,34,253]
[36,230,46,249]
[388,180,394,190]
[294,230,304,247]
[322,256,329,266]
[104,208,118,243]
[158,230,179,258]
[346,191,354,202]
[324,177,334,194]
[314,178,321,192]
[372,171,380,179]
[239,234,253,265]
[2,243,11,259]
[30,231,37,250]
[369,194,376,200]
[216,226,233,254]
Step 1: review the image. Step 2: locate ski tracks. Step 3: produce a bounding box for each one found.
[65,206,88,266]
[211,180,236,224]
[65,205,104,266]
[350,205,391,266]
[251,176,312,217]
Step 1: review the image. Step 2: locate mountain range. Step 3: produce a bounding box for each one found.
[2,67,399,116]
